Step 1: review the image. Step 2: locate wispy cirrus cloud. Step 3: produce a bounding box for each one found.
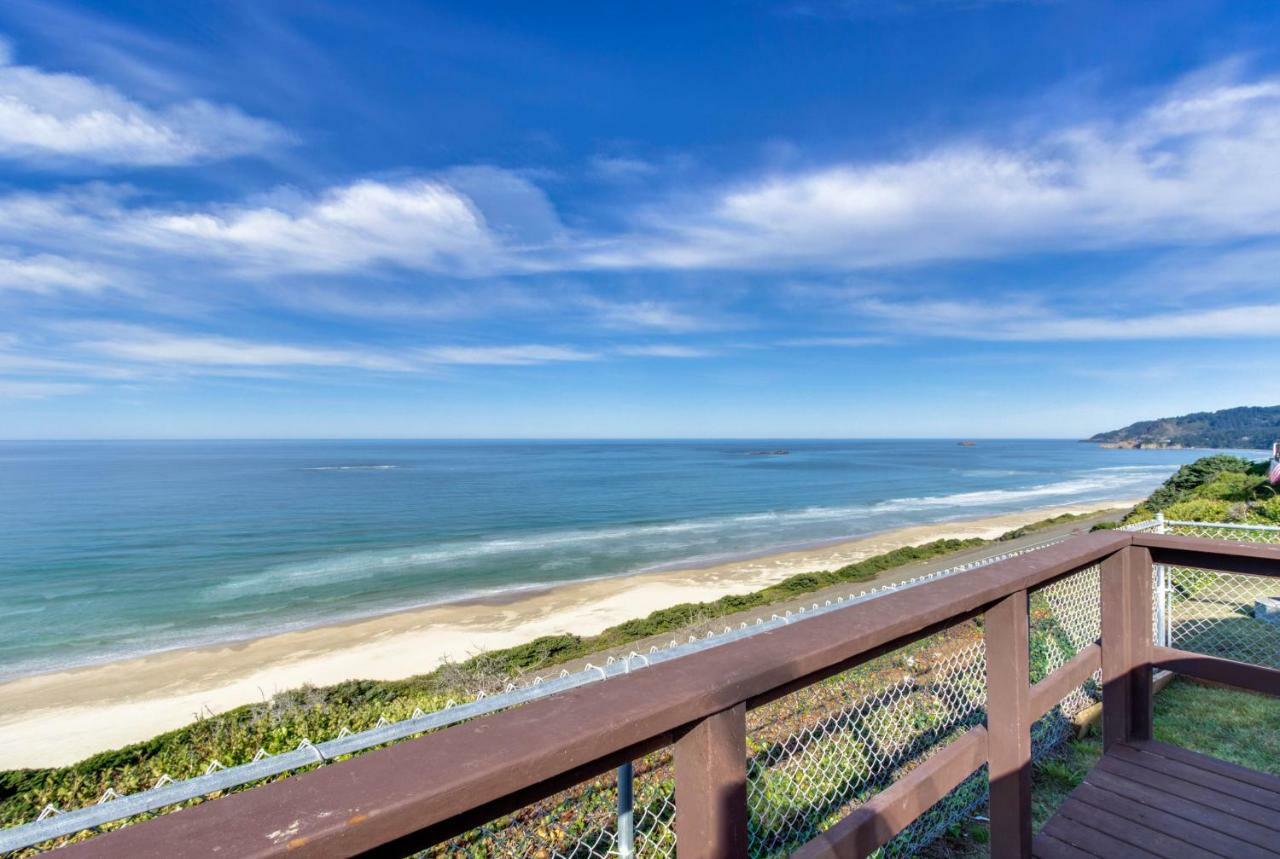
[589,155,658,182]
[0,380,90,399]
[415,344,599,365]
[0,172,557,278]
[73,325,419,372]
[615,344,717,358]
[0,249,117,293]
[580,297,712,332]
[0,38,288,166]
[1,320,720,399]
[775,336,888,348]
[853,298,1280,341]
[47,324,604,377]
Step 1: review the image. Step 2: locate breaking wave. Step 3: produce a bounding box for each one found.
[209,466,1168,599]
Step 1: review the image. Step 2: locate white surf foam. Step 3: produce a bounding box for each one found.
[207,465,1173,600]
[304,464,402,471]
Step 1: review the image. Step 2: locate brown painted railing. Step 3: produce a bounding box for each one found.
[55,530,1280,859]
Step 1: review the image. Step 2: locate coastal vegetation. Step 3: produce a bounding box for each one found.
[0,510,1103,847]
[1121,453,1280,525]
[1087,404,1280,450]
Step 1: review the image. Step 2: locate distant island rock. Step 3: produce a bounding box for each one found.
[1085,405,1280,450]
[957,441,977,446]
[747,449,790,456]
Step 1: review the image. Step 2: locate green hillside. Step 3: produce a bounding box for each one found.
[1121,453,1280,524]
[1088,405,1280,450]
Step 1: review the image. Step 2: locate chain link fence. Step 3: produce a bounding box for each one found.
[425,755,676,859]
[1029,564,1103,755]
[10,516,1280,859]
[1156,518,1280,670]
[745,630,987,858]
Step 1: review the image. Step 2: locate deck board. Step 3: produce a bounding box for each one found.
[1093,752,1280,829]
[1068,782,1275,859]
[1082,766,1280,851]
[1033,741,1280,858]
[1130,739,1280,792]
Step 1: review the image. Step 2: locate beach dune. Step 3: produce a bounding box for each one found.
[0,499,1135,769]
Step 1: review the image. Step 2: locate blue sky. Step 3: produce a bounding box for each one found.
[1,0,1279,439]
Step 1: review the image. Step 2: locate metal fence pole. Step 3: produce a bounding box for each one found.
[617,761,635,859]
[1154,563,1169,647]
[1154,513,1170,647]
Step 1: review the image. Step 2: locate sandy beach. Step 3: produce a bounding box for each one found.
[0,499,1137,769]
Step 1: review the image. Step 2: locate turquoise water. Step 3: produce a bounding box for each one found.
[0,440,1222,679]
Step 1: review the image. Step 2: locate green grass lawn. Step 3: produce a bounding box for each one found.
[922,678,1280,857]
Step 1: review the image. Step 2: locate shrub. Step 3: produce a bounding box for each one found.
[1190,471,1266,503]
[1250,495,1280,523]
[997,512,1089,541]
[1145,455,1254,510]
[1162,499,1235,522]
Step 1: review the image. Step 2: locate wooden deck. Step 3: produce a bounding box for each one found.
[1034,739,1280,858]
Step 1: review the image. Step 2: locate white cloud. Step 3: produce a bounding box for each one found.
[582,66,1280,270]
[590,155,658,181]
[855,297,1280,341]
[416,344,599,365]
[0,351,138,379]
[0,175,550,277]
[0,380,89,399]
[582,297,710,332]
[441,166,566,246]
[776,336,888,347]
[1117,241,1280,298]
[5,324,607,386]
[0,45,287,166]
[615,344,716,358]
[7,63,1280,289]
[0,250,115,293]
[146,179,503,274]
[73,325,417,372]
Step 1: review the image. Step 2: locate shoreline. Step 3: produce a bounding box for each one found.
[0,498,1138,769]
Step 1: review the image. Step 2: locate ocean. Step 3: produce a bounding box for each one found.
[0,439,1231,680]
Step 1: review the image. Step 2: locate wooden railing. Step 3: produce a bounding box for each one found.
[55,530,1280,859]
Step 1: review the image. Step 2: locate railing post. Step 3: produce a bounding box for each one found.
[1101,546,1154,750]
[985,589,1032,859]
[674,702,748,859]
[617,762,635,859]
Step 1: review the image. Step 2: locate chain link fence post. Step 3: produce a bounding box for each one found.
[1153,512,1170,647]
[616,761,635,859]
